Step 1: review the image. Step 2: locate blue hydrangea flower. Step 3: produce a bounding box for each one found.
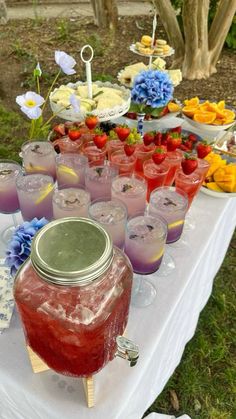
[131,70,174,109]
[5,217,48,276]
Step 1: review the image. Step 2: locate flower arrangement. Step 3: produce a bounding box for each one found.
[16,51,80,140]
[130,69,174,117]
[5,218,48,276]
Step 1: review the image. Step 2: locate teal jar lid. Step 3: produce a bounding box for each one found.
[30,217,113,286]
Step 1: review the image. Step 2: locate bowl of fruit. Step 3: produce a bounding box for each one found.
[182,97,235,133]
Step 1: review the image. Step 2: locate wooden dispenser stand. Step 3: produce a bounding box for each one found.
[26,346,94,408]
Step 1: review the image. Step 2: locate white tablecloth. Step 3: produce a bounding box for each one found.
[0,192,235,419]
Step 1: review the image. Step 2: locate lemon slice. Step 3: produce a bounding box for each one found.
[35,183,54,205]
[26,165,46,172]
[168,220,184,229]
[57,165,79,181]
[149,248,164,263]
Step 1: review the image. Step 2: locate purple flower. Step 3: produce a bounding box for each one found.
[5,217,48,276]
[131,70,174,109]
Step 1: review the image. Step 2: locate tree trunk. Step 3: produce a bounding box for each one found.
[153,0,185,66]
[182,0,211,79]
[0,0,8,25]
[90,0,118,30]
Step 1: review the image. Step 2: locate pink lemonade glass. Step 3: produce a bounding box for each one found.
[110,150,136,175]
[175,169,202,208]
[88,198,127,249]
[0,160,22,213]
[124,214,167,274]
[148,187,188,243]
[82,141,107,165]
[53,187,91,219]
[195,158,211,183]
[85,164,118,200]
[143,159,169,201]
[134,144,155,177]
[22,141,56,180]
[56,153,88,188]
[16,173,54,221]
[164,150,183,186]
[52,136,82,154]
[111,174,147,217]
[107,140,124,160]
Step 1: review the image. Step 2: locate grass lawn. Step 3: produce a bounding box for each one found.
[0,100,235,419]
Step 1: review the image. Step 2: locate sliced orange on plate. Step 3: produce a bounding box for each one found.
[183,97,199,107]
[193,112,216,124]
[182,106,198,117]
[167,102,181,113]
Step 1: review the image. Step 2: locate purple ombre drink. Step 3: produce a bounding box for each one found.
[0,160,22,213]
[148,187,188,243]
[111,174,147,217]
[53,187,90,219]
[16,174,54,221]
[22,141,56,179]
[85,164,118,200]
[56,153,88,188]
[124,215,167,274]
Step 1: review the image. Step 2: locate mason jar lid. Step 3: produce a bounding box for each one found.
[30,217,113,286]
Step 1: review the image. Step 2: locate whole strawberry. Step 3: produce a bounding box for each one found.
[85,115,99,130]
[53,124,66,137]
[152,146,167,165]
[68,128,82,141]
[115,125,131,142]
[170,126,182,134]
[154,132,162,146]
[143,131,155,146]
[196,142,212,159]
[181,154,198,175]
[93,130,108,149]
[124,133,136,156]
[167,132,182,151]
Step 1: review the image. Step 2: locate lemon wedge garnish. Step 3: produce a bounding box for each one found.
[149,248,164,263]
[26,165,46,172]
[168,220,184,229]
[35,183,54,205]
[57,165,79,180]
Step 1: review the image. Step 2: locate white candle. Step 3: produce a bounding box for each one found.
[80,45,94,99]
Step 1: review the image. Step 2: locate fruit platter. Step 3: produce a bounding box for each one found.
[49,81,131,122]
[182,97,236,132]
[130,35,174,58]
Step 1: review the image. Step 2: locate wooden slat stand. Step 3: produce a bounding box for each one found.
[27,346,95,407]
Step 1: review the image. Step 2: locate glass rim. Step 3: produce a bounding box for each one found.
[126,212,168,240]
[175,168,202,182]
[143,159,170,176]
[0,159,22,179]
[134,143,155,157]
[110,150,137,164]
[16,172,54,191]
[52,186,91,209]
[149,186,189,212]
[55,152,88,165]
[88,196,128,223]
[21,140,55,155]
[111,172,147,195]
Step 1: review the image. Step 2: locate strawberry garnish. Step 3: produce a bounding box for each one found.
[53,124,66,137]
[114,126,131,142]
[68,128,82,141]
[124,143,135,156]
[196,141,212,159]
[93,130,108,149]
[167,132,182,151]
[181,154,198,175]
[143,131,155,146]
[85,115,99,130]
[188,133,198,143]
[152,145,167,165]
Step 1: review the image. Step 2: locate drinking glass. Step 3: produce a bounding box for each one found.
[52,136,83,154]
[21,141,56,179]
[110,150,136,175]
[53,186,91,219]
[111,173,147,217]
[16,173,54,221]
[107,140,124,160]
[175,169,202,208]
[0,159,22,243]
[85,164,118,200]
[56,153,88,188]
[143,159,169,201]
[82,141,107,165]
[124,214,167,307]
[164,150,183,186]
[195,158,211,184]
[134,144,155,177]
[88,198,127,249]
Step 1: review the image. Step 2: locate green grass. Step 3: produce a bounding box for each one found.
[144,232,236,419]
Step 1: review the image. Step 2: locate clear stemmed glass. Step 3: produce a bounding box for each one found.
[124,214,167,308]
[0,159,22,244]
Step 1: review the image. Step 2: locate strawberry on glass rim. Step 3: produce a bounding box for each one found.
[93,129,108,149]
[68,128,82,141]
[152,146,167,165]
[114,125,131,142]
[166,132,182,152]
[196,141,212,159]
[85,115,99,130]
[143,131,155,146]
[181,154,198,175]
[124,133,137,156]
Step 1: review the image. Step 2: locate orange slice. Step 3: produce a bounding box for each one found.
[182,106,198,117]
[222,109,235,120]
[212,119,224,125]
[199,102,210,112]
[167,102,181,113]
[184,97,199,107]
[217,100,225,110]
[193,112,216,124]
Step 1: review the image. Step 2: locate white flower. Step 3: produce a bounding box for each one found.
[16,91,45,120]
[55,51,76,75]
[69,93,80,113]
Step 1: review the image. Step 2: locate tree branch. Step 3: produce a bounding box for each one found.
[153,0,185,62]
[209,0,236,53]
